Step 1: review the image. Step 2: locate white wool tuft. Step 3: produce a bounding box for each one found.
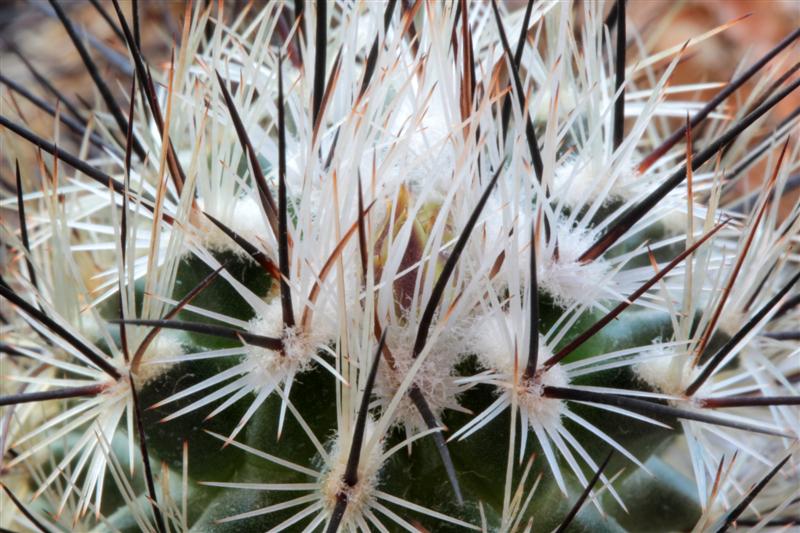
[243,301,315,387]
[194,195,272,255]
[537,224,612,308]
[517,364,568,431]
[373,322,470,432]
[472,317,553,377]
[718,309,745,339]
[381,90,457,198]
[319,419,383,526]
[634,343,690,396]
[134,334,185,385]
[468,311,568,431]
[553,158,640,209]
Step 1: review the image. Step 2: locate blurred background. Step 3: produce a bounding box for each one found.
[1,0,798,211]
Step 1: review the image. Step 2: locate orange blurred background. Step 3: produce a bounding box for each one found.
[1,1,797,211]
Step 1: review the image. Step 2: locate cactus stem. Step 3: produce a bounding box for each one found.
[14,161,38,295]
[202,212,281,278]
[111,0,188,195]
[214,70,279,238]
[326,331,386,533]
[129,373,167,533]
[408,385,464,504]
[277,53,296,331]
[490,0,543,181]
[312,0,328,131]
[637,27,800,174]
[0,115,149,213]
[546,219,728,368]
[692,138,788,363]
[543,386,790,438]
[357,0,397,102]
[0,384,106,407]
[0,73,111,154]
[612,0,626,150]
[413,163,504,360]
[383,162,506,503]
[581,75,800,263]
[761,331,800,341]
[685,269,800,396]
[554,450,615,533]
[712,454,791,532]
[499,0,534,140]
[700,396,800,408]
[774,293,800,319]
[4,2,798,528]
[523,222,540,380]
[110,318,283,351]
[46,0,146,160]
[130,264,227,371]
[130,0,141,50]
[0,283,122,380]
[1,483,48,532]
[357,176,369,283]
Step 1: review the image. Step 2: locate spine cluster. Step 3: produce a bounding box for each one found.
[1,1,798,531]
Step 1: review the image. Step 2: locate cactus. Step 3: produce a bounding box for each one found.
[1,1,799,531]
